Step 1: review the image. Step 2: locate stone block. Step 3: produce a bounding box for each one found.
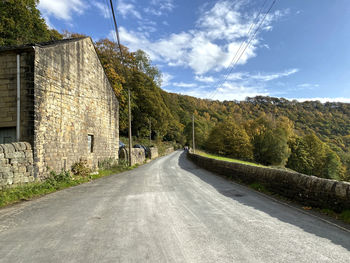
[2,143,15,153]
[0,167,10,173]
[18,166,27,173]
[4,152,15,159]
[23,142,32,150]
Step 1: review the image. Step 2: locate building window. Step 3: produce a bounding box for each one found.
[0,127,16,143]
[88,134,94,153]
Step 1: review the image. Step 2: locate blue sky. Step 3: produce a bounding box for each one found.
[38,0,350,102]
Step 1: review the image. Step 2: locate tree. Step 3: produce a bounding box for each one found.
[247,114,293,166]
[0,0,62,46]
[134,50,162,86]
[205,118,253,160]
[287,133,344,179]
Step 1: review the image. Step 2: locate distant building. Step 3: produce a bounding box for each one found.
[0,37,119,178]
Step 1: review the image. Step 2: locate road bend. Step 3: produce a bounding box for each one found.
[0,151,349,262]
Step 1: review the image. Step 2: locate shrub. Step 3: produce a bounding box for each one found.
[71,160,91,177]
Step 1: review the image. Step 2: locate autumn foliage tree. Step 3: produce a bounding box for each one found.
[0,0,61,46]
[205,118,253,160]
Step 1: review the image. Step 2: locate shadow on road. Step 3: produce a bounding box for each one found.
[178,151,350,252]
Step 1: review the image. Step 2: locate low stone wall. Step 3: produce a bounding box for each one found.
[188,152,350,212]
[131,148,145,166]
[0,142,35,188]
[149,147,158,159]
[163,147,174,156]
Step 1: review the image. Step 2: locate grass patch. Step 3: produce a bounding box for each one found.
[319,208,350,224]
[0,163,136,208]
[196,150,266,167]
[249,182,270,194]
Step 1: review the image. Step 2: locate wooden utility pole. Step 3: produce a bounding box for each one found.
[149,118,152,146]
[192,114,195,153]
[128,88,132,166]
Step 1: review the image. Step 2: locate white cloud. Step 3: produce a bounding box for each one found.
[297,83,319,89]
[144,0,175,16]
[195,75,215,83]
[38,0,85,21]
[213,82,268,101]
[175,81,268,101]
[119,0,285,74]
[291,97,350,103]
[173,82,197,88]
[227,69,299,82]
[92,1,111,19]
[117,0,141,19]
[161,72,174,87]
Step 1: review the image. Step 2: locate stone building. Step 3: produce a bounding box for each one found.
[0,37,119,180]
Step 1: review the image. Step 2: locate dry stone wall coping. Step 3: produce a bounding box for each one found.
[188,152,350,212]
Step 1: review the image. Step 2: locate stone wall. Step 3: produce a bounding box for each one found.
[188,152,350,212]
[0,49,35,144]
[0,142,34,188]
[33,38,119,176]
[163,147,174,156]
[149,147,158,159]
[131,148,145,166]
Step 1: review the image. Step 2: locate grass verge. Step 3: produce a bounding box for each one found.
[196,150,266,167]
[0,164,136,208]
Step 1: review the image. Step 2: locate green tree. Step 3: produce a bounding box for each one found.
[248,115,293,166]
[205,118,253,160]
[287,133,344,179]
[0,0,62,46]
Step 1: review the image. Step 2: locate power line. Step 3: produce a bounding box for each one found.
[209,0,277,100]
[108,0,133,166]
[109,0,125,63]
[208,0,269,100]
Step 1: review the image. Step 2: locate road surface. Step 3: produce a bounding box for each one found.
[0,151,349,262]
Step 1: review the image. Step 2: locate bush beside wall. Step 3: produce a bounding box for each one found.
[188,152,350,212]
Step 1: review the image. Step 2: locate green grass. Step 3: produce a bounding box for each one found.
[0,164,136,208]
[319,208,350,224]
[196,150,266,167]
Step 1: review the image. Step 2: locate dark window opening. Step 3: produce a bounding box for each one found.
[88,134,94,153]
[0,127,16,144]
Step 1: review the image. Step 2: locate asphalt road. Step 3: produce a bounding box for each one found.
[0,151,349,262]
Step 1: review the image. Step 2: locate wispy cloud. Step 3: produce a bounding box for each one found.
[291,97,350,103]
[195,75,216,83]
[297,83,320,89]
[227,69,299,82]
[117,0,142,19]
[92,1,111,19]
[144,0,175,16]
[161,72,174,87]
[119,0,286,75]
[38,0,86,21]
[173,82,197,88]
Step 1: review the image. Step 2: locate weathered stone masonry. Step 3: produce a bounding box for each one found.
[188,152,350,212]
[33,38,119,175]
[0,142,34,187]
[0,38,119,185]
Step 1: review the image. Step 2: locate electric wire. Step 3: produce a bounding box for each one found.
[209,0,277,100]
[208,0,269,100]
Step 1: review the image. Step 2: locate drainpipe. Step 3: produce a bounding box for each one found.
[16,54,20,141]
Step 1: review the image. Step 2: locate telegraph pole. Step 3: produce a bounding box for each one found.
[128,88,132,166]
[149,118,151,146]
[109,0,132,166]
[192,114,195,153]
